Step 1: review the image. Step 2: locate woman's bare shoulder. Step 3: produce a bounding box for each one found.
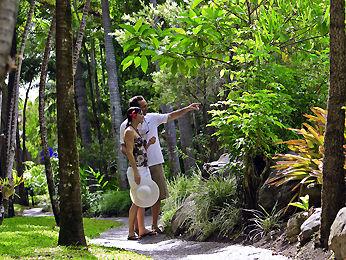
[124,128,134,138]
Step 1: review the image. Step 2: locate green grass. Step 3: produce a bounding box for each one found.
[0,216,149,259]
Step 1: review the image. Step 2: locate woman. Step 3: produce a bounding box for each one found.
[124,107,157,240]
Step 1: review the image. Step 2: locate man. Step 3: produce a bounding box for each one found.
[120,95,199,233]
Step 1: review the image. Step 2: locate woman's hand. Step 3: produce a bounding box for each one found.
[134,170,141,185]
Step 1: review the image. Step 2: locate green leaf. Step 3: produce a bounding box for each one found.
[192,25,203,35]
[134,18,143,32]
[191,0,203,9]
[140,56,149,72]
[152,37,160,49]
[172,28,186,35]
[119,24,136,34]
[122,59,133,71]
[134,57,141,68]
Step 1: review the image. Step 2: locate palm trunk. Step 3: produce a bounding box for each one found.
[56,0,86,245]
[320,0,346,248]
[0,0,18,82]
[72,0,91,75]
[3,0,35,216]
[15,122,28,206]
[39,15,60,226]
[161,104,180,177]
[177,111,195,173]
[101,0,127,188]
[90,40,103,146]
[22,81,32,161]
[75,60,92,148]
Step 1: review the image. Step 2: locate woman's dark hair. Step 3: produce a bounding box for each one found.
[129,96,144,107]
[126,107,142,127]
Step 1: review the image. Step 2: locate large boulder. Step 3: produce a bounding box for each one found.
[298,208,321,245]
[258,170,295,211]
[329,207,346,260]
[286,211,309,243]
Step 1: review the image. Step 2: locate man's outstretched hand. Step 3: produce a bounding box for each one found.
[186,103,200,111]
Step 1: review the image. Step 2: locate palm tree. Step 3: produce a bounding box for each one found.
[56,0,86,245]
[3,0,35,216]
[320,0,346,248]
[101,0,127,188]
[38,14,60,226]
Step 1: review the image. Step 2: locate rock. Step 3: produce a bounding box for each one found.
[328,207,346,260]
[258,170,295,211]
[286,212,309,243]
[171,194,197,237]
[298,208,321,245]
[203,153,230,176]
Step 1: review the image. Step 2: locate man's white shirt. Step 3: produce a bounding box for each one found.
[120,113,169,167]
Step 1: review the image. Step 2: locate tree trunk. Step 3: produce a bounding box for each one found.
[3,0,35,216]
[39,15,60,226]
[75,60,92,148]
[22,81,32,161]
[177,111,195,173]
[16,119,28,206]
[72,0,90,75]
[90,40,103,146]
[0,0,18,82]
[320,0,346,248]
[161,104,180,177]
[56,0,86,245]
[101,0,127,188]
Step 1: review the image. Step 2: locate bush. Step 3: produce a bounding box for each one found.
[161,171,241,241]
[98,190,132,217]
[23,161,47,195]
[268,107,346,201]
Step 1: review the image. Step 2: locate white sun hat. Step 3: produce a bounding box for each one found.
[130,177,159,208]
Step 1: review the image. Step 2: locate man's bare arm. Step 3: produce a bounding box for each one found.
[167,103,200,122]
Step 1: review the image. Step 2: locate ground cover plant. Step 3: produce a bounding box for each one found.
[0,216,146,259]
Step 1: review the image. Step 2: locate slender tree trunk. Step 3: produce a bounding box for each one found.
[15,122,28,206]
[39,15,60,226]
[177,111,195,173]
[161,104,180,177]
[0,0,18,82]
[101,0,127,188]
[75,60,92,148]
[90,40,103,146]
[99,44,106,87]
[56,0,86,244]
[72,0,90,75]
[3,0,35,217]
[22,81,32,161]
[320,0,346,248]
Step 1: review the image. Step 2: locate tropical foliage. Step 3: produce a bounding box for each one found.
[268,107,346,197]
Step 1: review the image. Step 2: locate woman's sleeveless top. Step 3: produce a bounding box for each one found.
[133,135,148,167]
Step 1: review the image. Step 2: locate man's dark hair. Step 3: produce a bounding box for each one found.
[129,96,144,107]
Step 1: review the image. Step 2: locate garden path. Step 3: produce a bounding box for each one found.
[90,216,290,260]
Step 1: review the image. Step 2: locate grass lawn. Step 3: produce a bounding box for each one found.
[0,216,149,259]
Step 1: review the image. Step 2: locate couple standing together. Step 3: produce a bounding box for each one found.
[120,96,200,240]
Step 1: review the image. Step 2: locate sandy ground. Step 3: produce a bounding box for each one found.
[90,216,289,260]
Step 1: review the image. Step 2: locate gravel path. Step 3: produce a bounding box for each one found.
[90,217,290,260]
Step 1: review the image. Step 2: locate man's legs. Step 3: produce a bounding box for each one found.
[149,164,169,232]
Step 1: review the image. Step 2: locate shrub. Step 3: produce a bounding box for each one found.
[162,171,241,241]
[267,107,346,200]
[23,161,47,195]
[245,203,283,242]
[98,190,132,217]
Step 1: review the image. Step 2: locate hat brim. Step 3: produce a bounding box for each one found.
[130,178,159,208]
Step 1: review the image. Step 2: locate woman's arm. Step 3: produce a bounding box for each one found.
[124,129,141,185]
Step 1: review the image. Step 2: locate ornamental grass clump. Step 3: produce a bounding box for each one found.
[267,107,346,200]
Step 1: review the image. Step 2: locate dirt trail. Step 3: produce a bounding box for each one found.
[90,217,290,260]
